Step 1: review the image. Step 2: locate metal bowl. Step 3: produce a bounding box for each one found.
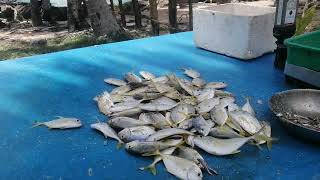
[269,89,320,143]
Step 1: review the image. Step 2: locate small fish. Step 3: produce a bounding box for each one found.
[32,116,82,129]
[196,88,215,102]
[108,117,150,129]
[125,72,142,83]
[139,71,156,80]
[139,97,177,111]
[118,126,156,142]
[170,103,195,125]
[104,78,127,86]
[91,122,123,145]
[229,110,262,135]
[219,97,236,108]
[125,86,150,96]
[192,115,214,136]
[192,78,206,87]
[196,97,220,113]
[227,103,240,112]
[111,108,142,117]
[257,121,272,146]
[205,82,227,89]
[94,91,113,115]
[183,68,201,79]
[177,78,194,96]
[209,126,243,138]
[211,105,228,126]
[153,76,169,83]
[110,100,142,113]
[125,138,182,154]
[176,146,218,175]
[242,98,255,116]
[139,147,177,175]
[161,154,203,180]
[146,128,193,141]
[139,112,171,129]
[215,90,234,97]
[187,127,268,156]
[110,85,131,95]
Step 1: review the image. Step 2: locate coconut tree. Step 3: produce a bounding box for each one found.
[30,0,42,26]
[86,0,123,37]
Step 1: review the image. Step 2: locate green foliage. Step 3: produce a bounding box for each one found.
[295,5,317,36]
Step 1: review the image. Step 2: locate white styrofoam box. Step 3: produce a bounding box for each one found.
[193,3,276,60]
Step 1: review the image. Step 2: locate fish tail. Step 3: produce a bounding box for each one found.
[199,159,218,175]
[116,142,125,149]
[139,164,157,175]
[252,125,278,150]
[142,150,161,157]
[31,122,43,128]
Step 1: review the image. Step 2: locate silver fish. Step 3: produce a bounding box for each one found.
[177,77,194,96]
[187,127,267,156]
[146,128,193,141]
[118,126,156,142]
[205,82,227,89]
[215,90,234,97]
[110,85,131,95]
[196,97,220,113]
[183,68,201,79]
[139,112,171,129]
[125,72,142,83]
[170,103,195,125]
[110,100,142,113]
[211,105,228,126]
[139,147,177,175]
[104,78,127,86]
[94,91,113,115]
[242,98,255,116]
[209,126,243,138]
[229,110,262,135]
[153,76,169,83]
[125,138,182,154]
[196,88,215,102]
[32,116,82,129]
[192,115,214,136]
[111,107,142,117]
[161,154,203,180]
[139,97,177,111]
[176,146,218,175]
[125,86,150,96]
[91,122,123,144]
[108,117,150,129]
[227,103,240,112]
[139,71,156,80]
[192,78,206,87]
[219,97,236,108]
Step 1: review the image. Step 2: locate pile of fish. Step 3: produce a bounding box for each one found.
[34,68,273,180]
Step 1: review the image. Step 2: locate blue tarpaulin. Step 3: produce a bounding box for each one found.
[0,32,319,179]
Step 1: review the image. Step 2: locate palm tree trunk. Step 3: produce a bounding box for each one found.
[86,0,122,37]
[188,0,193,30]
[132,0,142,28]
[67,0,80,32]
[118,0,126,27]
[168,0,177,33]
[149,0,159,35]
[31,0,42,26]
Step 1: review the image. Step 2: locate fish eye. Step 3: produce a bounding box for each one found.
[76,120,80,122]
[197,173,201,176]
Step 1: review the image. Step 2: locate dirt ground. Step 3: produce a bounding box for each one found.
[0,0,319,60]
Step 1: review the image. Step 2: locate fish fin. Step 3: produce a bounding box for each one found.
[139,164,157,175]
[252,126,278,150]
[55,116,64,119]
[142,150,161,157]
[31,122,44,128]
[116,142,125,149]
[93,96,98,101]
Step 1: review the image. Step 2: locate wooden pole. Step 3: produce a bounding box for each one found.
[188,0,193,30]
[118,0,126,27]
[132,0,142,28]
[168,0,177,33]
[149,0,159,35]
[110,0,115,13]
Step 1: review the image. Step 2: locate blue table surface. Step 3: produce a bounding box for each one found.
[0,32,319,180]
